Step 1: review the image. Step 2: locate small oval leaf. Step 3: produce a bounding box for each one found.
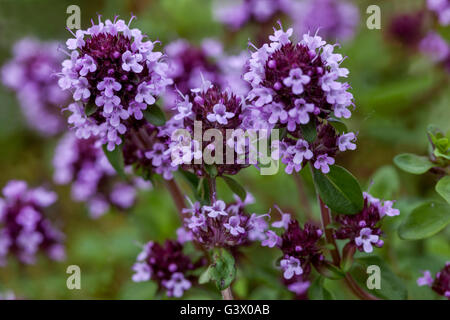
[312,165,364,214]
[221,176,246,201]
[143,104,166,126]
[393,153,434,174]
[102,144,126,179]
[398,201,450,240]
[436,176,450,204]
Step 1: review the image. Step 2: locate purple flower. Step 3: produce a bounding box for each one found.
[261,230,281,248]
[355,228,379,253]
[58,16,172,151]
[97,77,122,97]
[131,240,203,298]
[182,197,267,249]
[0,180,65,265]
[417,270,434,287]
[135,82,156,105]
[337,132,357,152]
[244,25,355,160]
[224,216,246,236]
[207,103,235,125]
[272,207,291,229]
[163,272,192,298]
[53,132,143,218]
[419,32,450,63]
[132,262,152,282]
[280,256,303,279]
[204,200,228,218]
[121,50,143,73]
[1,38,69,135]
[334,192,399,253]
[171,83,249,177]
[283,68,311,95]
[313,154,335,174]
[417,262,450,299]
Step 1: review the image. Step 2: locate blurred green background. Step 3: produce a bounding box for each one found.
[0,0,448,299]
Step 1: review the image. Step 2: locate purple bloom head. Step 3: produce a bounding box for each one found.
[1,38,69,135]
[131,240,205,298]
[245,25,354,124]
[334,192,399,253]
[244,25,356,174]
[170,82,250,177]
[291,0,359,42]
[180,196,267,249]
[58,15,172,151]
[53,132,148,218]
[0,180,65,265]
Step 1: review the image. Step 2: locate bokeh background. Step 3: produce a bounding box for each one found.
[0,0,448,299]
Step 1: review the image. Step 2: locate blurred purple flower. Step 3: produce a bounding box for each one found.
[0,180,65,265]
[1,38,70,135]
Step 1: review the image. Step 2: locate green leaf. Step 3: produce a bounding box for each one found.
[308,277,334,300]
[198,266,213,285]
[314,261,345,280]
[398,201,450,240]
[84,102,98,116]
[312,165,364,214]
[393,153,434,174]
[143,104,166,126]
[209,248,236,290]
[369,165,399,199]
[221,175,246,201]
[436,176,450,204]
[350,256,407,300]
[300,119,317,143]
[327,117,348,134]
[102,145,126,179]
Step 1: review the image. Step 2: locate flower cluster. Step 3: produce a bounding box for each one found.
[274,123,356,174]
[58,16,172,151]
[0,180,65,265]
[170,82,250,176]
[334,192,399,253]
[427,0,450,26]
[256,206,324,297]
[417,262,450,299]
[244,25,356,174]
[292,0,359,42]
[213,0,293,31]
[131,240,204,298]
[53,132,150,218]
[1,38,69,135]
[122,118,182,180]
[179,194,269,249]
